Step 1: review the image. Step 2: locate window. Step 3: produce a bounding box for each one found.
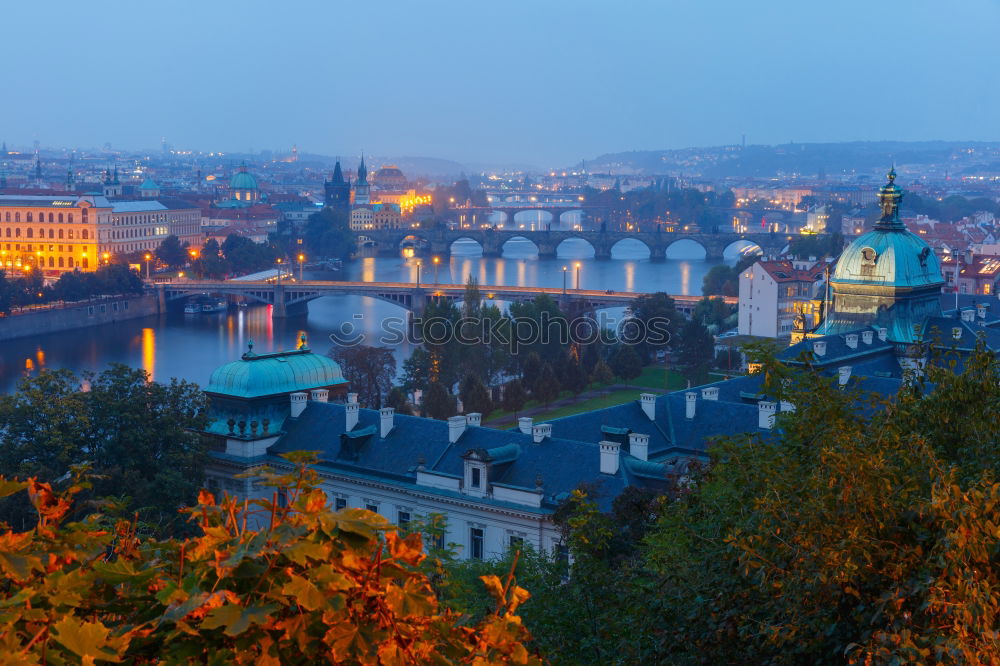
[470,467,481,488]
[68,214,73,223]
[68,257,74,268]
[58,229,63,239]
[48,229,53,239]
[397,511,411,529]
[509,535,524,550]
[48,256,53,267]
[366,503,379,514]
[469,527,484,560]
[26,228,33,239]
[430,532,444,551]
[58,213,63,223]
[277,488,287,508]
[26,213,32,222]
[82,230,88,239]
[14,213,19,222]
[82,258,88,268]
[58,257,64,268]
[48,213,53,223]
[68,230,73,239]
[334,497,347,511]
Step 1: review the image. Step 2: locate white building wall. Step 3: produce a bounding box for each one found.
[738,262,779,337]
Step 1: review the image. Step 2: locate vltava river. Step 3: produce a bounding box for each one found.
[0,239,747,393]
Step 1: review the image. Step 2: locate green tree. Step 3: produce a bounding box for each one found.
[191,238,229,279]
[673,317,715,378]
[459,374,494,419]
[328,345,396,408]
[385,387,415,416]
[531,363,560,406]
[500,379,528,419]
[155,234,189,269]
[590,359,614,386]
[608,345,643,382]
[421,381,456,420]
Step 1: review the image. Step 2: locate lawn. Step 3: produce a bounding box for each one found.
[528,389,645,422]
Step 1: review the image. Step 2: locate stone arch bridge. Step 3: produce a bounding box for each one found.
[356,229,796,260]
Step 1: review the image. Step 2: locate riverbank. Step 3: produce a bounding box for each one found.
[0,294,161,342]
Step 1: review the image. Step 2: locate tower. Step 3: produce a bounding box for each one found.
[103,163,123,197]
[34,155,43,188]
[354,154,370,205]
[324,159,351,214]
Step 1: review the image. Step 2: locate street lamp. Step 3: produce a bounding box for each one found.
[562,266,568,295]
[102,252,110,265]
[297,253,305,282]
[574,262,581,290]
[433,256,440,284]
[144,253,152,279]
[276,257,283,285]
[415,260,422,289]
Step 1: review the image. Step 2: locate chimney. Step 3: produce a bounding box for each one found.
[599,440,621,475]
[812,340,827,357]
[448,415,466,443]
[701,386,719,401]
[838,366,852,387]
[845,333,858,350]
[628,432,650,461]
[780,399,795,413]
[518,417,533,434]
[379,407,395,438]
[310,388,328,403]
[862,330,873,345]
[532,423,552,443]
[961,309,975,323]
[877,327,888,342]
[290,392,308,418]
[758,401,776,430]
[952,326,963,341]
[347,392,359,405]
[685,391,697,419]
[977,303,987,319]
[346,401,359,432]
[466,412,482,427]
[640,393,656,420]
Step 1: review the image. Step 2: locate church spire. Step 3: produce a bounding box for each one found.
[874,165,904,230]
[357,153,367,185]
[332,159,344,184]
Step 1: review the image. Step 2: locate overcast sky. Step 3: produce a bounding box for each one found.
[2,0,998,167]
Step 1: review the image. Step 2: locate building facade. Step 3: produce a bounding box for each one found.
[738,259,826,338]
[0,194,111,275]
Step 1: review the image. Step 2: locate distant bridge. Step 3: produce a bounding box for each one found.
[155,279,735,319]
[355,228,796,261]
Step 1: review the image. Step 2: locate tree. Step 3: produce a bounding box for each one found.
[459,374,494,419]
[673,318,715,378]
[155,234,189,269]
[500,379,528,418]
[0,456,538,663]
[608,345,643,382]
[590,359,614,386]
[328,345,396,408]
[221,235,276,275]
[0,365,208,534]
[692,296,735,331]
[421,381,456,420]
[628,292,680,363]
[561,355,590,396]
[401,347,432,394]
[385,387,415,416]
[531,363,560,406]
[191,238,229,279]
[301,207,354,259]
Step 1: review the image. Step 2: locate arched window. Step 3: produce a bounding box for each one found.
[48,213,53,223]
[82,258,88,268]
[26,213,32,222]
[68,214,73,223]
[58,229,63,239]
[48,229,53,239]
[26,228,33,238]
[68,230,73,239]
[58,213,63,223]
[48,256,53,267]
[82,229,88,239]
[58,257,64,268]
[15,228,20,237]
[67,257,74,268]
[14,213,19,222]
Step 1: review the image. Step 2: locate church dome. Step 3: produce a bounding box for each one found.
[229,163,258,191]
[205,341,346,398]
[374,166,407,189]
[831,168,943,289]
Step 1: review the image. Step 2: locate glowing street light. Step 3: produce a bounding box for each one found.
[415,260,422,289]
[562,265,568,295]
[297,253,305,282]
[433,256,440,283]
[575,262,581,290]
[144,253,152,279]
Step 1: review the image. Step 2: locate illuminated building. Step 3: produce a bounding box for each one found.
[349,203,402,231]
[373,165,407,190]
[0,194,111,275]
[353,156,370,205]
[220,162,261,206]
[107,198,201,254]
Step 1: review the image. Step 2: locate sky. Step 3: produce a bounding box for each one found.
[2,0,999,168]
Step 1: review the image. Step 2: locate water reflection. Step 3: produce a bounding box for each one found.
[0,243,735,393]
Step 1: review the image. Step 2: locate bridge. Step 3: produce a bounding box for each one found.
[155,279,735,319]
[356,228,795,261]
[444,205,610,229]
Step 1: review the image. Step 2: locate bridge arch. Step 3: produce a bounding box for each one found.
[501,235,539,257]
[723,239,765,259]
[556,237,596,258]
[449,236,484,255]
[610,237,651,259]
[509,209,556,229]
[665,238,708,260]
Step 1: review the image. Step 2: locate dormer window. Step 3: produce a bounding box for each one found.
[471,467,481,489]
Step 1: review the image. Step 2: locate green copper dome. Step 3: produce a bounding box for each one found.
[205,342,346,399]
[832,168,943,289]
[229,162,258,191]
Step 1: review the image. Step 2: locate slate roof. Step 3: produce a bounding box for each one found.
[267,402,639,512]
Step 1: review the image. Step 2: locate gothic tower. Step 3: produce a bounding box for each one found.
[324,160,351,214]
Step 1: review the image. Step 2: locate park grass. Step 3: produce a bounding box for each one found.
[529,389,645,422]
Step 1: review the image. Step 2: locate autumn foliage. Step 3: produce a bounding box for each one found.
[0,454,538,664]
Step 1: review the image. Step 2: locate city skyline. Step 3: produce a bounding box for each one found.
[2,0,1000,167]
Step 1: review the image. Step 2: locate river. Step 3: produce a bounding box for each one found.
[0,238,749,393]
